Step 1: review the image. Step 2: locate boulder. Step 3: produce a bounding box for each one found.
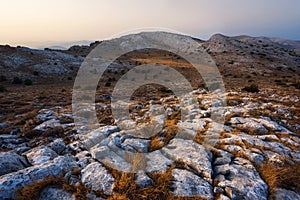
[145,150,173,173]
[39,188,75,200]
[24,146,58,165]
[257,117,292,133]
[177,118,207,133]
[49,138,66,154]
[161,138,212,181]
[214,149,233,166]
[0,151,28,176]
[75,150,92,169]
[272,188,300,200]
[229,117,268,134]
[214,158,268,200]
[34,119,61,131]
[36,108,57,122]
[82,126,120,149]
[0,155,78,199]
[0,134,26,149]
[81,162,115,195]
[172,169,213,199]
[135,171,153,187]
[90,144,132,172]
[123,138,150,153]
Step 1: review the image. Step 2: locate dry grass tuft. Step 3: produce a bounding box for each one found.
[16,176,65,200]
[108,165,175,200]
[165,119,177,127]
[194,120,210,145]
[149,138,164,151]
[258,160,300,194]
[63,182,91,200]
[111,173,137,195]
[16,175,95,200]
[148,125,178,152]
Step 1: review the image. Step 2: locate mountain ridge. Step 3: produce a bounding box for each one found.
[0,32,299,93]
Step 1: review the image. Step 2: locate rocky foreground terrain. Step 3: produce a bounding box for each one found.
[0,33,299,200]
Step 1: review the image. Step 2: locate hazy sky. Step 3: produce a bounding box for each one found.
[0,0,299,48]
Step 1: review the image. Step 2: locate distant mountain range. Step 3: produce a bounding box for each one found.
[0,32,299,91]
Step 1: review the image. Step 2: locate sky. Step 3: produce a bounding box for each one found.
[0,0,299,48]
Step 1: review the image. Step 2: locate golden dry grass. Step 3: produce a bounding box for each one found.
[149,138,165,151]
[108,165,174,200]
[16,175,91,200]
[148,119,179,152]
[258,161,300,194]
[194,120,210,145]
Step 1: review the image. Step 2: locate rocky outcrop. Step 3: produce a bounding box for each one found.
[172,169,213,199]
[272,188,300,200]
[81,162,115,195]
[24,145,58,165]
[214,158,268,200]
[0,155,78,199]
[39,188,75,200]
[0,87,299,199]
[161,138,212,182]
[0,151,29,176]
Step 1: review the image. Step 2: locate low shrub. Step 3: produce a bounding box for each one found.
[242,84,259,93]
[0,75,7,82]
[33,71,39,76]
[12,77,23,84]
[24,79,32,85]
[105,82,111,87]
[0,85,6,92]
[291,82,300,89]
[199,83,207,90]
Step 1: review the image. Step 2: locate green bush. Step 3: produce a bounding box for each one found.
[242,84,259,93]
[199,83,207,89]
[0,75,7,82]
[24,79,32,85]
[105,82,111,87]
[12,77,23,84]
[292,82,300,89]
[33,71,39,76]
[0,85,6,92]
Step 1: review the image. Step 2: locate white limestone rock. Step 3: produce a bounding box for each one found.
[81,162,115,195]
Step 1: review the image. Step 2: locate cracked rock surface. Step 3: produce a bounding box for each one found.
[0,87,299,200]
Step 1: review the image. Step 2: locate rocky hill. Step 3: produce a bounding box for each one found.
[0,33,299,90]
[0,33,299,199]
